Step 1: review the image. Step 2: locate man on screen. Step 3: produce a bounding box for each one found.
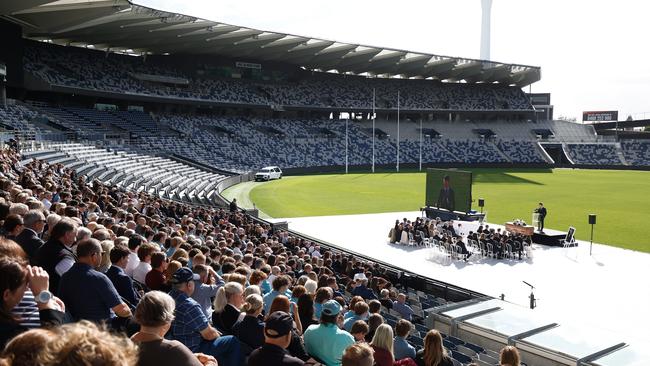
[436,175,455,211]
[535,202,547,232]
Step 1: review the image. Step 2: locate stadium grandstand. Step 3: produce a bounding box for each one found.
[0,1,648,366]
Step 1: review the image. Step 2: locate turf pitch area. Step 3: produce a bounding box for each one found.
[223,168,650,253]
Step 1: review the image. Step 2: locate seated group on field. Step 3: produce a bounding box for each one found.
[389,217,531,260]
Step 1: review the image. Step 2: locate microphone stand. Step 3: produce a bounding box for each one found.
[523,281,537,309]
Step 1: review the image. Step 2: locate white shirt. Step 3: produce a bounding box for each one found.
[268,274,277,287]
[132,261,152,284]
[125,251,140,277]
[55,257,75,276]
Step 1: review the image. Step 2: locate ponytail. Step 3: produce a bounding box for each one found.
[214,287,227,313]
[213,282,243,313]
[241,294,263,315]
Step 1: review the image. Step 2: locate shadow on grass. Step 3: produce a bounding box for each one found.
[473,173,543,185]
[288,168,553,186]
[472,169,552,185]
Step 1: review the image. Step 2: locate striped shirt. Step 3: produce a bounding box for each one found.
[12,290,40,329]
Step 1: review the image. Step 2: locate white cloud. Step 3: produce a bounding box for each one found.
[137,0,650,120]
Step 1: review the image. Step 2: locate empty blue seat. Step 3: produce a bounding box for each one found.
[443,339,457,350]
[463,341,485,354]
[446,335,465,346]
[451,350,473,364]
[407,336,424,348]
[414,323,429,334]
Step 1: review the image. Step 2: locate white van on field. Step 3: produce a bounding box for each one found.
[254,166,282,181]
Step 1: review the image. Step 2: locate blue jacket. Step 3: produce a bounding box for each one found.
[105,265,140,308]
[394,336,416,361]
[351,285,377,300]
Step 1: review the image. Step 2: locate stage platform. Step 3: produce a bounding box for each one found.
[272,211,650,348]
[532,231,568,246]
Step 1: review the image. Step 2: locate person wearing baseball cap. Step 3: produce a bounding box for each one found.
[248,311,304,366]
[168,268,241,366]
[303,300,354,366]
[351,272,377,301]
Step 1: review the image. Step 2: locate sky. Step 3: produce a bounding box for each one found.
[138,0,650,121]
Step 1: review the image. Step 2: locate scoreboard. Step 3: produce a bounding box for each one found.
[582,111,618,122]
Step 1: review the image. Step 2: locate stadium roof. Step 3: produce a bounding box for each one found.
[0,0,541,86]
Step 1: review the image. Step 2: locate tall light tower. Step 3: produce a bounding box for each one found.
[480,0,492,60]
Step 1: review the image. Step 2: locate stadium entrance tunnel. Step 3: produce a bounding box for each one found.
[539,144,572,165]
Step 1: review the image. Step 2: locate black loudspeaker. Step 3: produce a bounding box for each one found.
[589,214,597,225]
[478,198,485,207]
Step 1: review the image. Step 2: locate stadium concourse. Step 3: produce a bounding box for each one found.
[277,211,650,353]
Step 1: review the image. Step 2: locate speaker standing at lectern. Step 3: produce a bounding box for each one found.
[535,202,547,232]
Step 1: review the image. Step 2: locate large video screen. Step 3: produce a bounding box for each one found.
[425,169,472,212]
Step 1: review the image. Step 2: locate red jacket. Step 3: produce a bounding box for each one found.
[372,345,394,366]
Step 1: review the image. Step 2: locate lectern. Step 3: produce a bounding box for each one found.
[532,212,540,230]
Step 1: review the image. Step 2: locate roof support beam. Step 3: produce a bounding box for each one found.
[205,29,262,42]
[12,0,123,15]
[50,10,141,34]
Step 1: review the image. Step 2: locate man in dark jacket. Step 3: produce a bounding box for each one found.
[15,210,46,264]
[36,218,77,293]
[106,245,141,309]
[436,175,455,211]
[58,239,132,322]
[535,202,547,232]
[351,273,377,300]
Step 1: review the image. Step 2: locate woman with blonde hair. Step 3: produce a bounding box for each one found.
[369,324,394,366]
[415,329,453,366]
[211,282,244,334]
[232,294,265,349]
[499,345,520,366]
[98,240,114,273]
[2,328,56,366]
[39,320,139,366]
[304,279,318,295]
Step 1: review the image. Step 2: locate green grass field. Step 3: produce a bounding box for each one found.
[223,168,650,253]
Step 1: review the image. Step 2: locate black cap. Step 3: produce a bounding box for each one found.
[171,267,200,284]
[264,311,293,338]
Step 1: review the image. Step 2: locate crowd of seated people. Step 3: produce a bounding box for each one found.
[389,217,531,261]
[144,114,398,171]
[0,105,41,134]
[565,143,623,165]
[440,140,508,164]
[145,114,554,173]
[495,140,546,163]
[0,145,526,365]
[621,140,650,166]
[397,140,457,164]
[24,41,532,112]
